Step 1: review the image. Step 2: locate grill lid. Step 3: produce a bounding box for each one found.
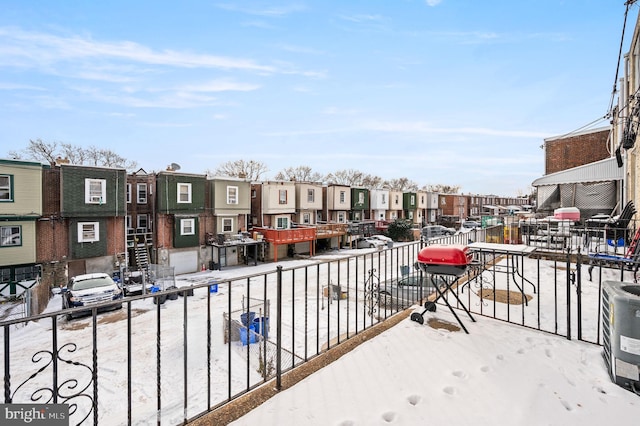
[418,244,472,266]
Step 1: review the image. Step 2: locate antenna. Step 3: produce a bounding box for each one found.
[169,163,181,171]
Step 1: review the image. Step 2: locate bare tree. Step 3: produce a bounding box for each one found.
[384,178,419,191]
[8,139,137,170]
[360,174,384,190]
[423,184,461,194]
[9,139,58,164]
[274,166,324,182]
[210,159,269,181]
[325,169,364,186]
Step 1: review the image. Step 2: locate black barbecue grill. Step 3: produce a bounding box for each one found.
[411,244,477,333]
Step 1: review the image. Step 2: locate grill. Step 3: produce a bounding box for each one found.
[416,244,473,276]
[411,244,476,333]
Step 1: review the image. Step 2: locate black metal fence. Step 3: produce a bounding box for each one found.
[1,227,620,425]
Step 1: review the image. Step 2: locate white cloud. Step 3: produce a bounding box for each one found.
[425,0,443,6]
[0,27,275,72]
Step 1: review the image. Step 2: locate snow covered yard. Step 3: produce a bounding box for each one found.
[2,243,640,425]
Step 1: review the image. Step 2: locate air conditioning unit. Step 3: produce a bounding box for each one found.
[90,195,102,203]
[602,281,640,394]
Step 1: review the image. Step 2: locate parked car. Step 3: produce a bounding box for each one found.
[421,225,455,240]
[354,237,386,249]
[462,221,481,229]
[370,234,393,245]
[379,273,437,309]
[62,273,124,319]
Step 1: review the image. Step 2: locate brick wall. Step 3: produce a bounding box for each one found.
[545,129,610,174]
[156,214,174,248]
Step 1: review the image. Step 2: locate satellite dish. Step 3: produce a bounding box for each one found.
[170,163,181,171]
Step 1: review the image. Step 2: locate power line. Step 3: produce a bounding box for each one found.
[608,1,636,114]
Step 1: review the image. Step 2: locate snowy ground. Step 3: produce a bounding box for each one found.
[2,242,640,425]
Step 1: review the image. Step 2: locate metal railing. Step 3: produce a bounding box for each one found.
[1,231,611,425]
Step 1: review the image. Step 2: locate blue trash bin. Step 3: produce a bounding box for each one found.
[239,325,257,345]
[240,312,256,327]
[253,317,269,339]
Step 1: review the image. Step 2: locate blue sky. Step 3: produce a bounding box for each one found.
[0,1,635,196]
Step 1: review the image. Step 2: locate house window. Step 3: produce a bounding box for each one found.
[339,191,345,204]
[180,218,195,235]
[276,217,289,229]
[137,183,147,204]
[381,193,386,204]
[338,212,345,223]
[279,190,287,204]
[395,195,399,205]
[410,195,415,205]
[137,214,148,231]
[177,183,192,203]
[0,175,12,202]
[303,213,310,224]
[0,225,21,247]
[85,179,106,204]
[227,186,238,204]
[126,184,131,203]
[252,189,257,198]
[78,222,99,243]
[358,192,364,204]
[222,218,233,232]
[126,215,132,233]
[307,189,315,203]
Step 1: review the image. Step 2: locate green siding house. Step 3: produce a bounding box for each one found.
[403,192,418,222]
[156,171,206,249]
[350,188,369,221]
[60,164,126,262]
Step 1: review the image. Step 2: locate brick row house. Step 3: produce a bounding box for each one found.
[2,157,532,303]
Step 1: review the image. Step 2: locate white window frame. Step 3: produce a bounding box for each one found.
[338,212,345,223]
[85,179,106,204]
[276,216,289,229]
[222,218,233,232]
[137,183,147,204]
[339,191,345,204]
[279,189,287,205]
[177,183,192,203]
[227,186,238,204]
[0,174,12,201]
[358,192,364,204]
[307,189,315,203]
[0,225,21,247]
[126,183,131,203]
[303,212,311,224]
[180,218,195,235]
[78,222,99,243]
[137,214,148,230]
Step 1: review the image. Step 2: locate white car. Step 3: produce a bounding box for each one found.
[61,273,123,319]
[353,237,386,249]
[370,234,393,244]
